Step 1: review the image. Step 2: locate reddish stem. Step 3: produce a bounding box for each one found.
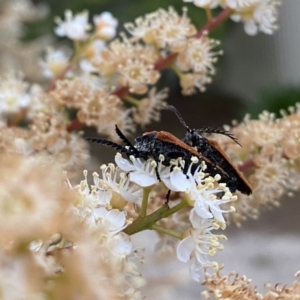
[66,118,83,132]
[196,7,232,38]
[238,159,255,173]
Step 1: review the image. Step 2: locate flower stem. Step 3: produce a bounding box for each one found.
[196,7,233,38]
[205,8,213,21]
[123,95,141,107]
[123,199,189,236]
[140,187,152,218]
[67,118,84,132]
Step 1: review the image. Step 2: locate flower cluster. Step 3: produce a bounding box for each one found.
[0,0,49,81]
[210,103,300,225]
[202,265,300,300]
[115,153,236,281]
[124,7,222,95]
[185,0,280,36]
[0,0,281,164]
[0,72,90,171]
[0,150,147,299]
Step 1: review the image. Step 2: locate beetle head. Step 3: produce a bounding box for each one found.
[134,132,156,153]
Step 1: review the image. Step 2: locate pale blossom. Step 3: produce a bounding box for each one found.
[183,0,219,9]
[0,72,30,115]
[177,209,225,281]
[40,47,71,79]
[116,154,234,223]
[48,134,89,171]
[93,12,118,40]
[180,72,212,95]
[166,159,235,223]
[227,0,280,36]
[115,153,162,187]
[87,206,127,234]
[117,57,160,94]
[99,163,143,203]
[80,40,106,73]
[133,87,169,127]
[176,35,221,74]
[125,7,196,52]
[54,10,91,41]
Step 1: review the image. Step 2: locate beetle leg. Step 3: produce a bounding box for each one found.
[155,164,161,182]
[164,189,171,205]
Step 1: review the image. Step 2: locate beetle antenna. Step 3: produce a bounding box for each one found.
[115,125,140,155]
[196,126,241,146]
[85,137,131,154]
[165,105,192,132]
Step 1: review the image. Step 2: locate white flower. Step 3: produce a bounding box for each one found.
[227,0,279,36]
[116,154,234,223]
[133,87,169,127]
[115,153,172,188]
[176,209,225,281]
[183,0,219,9]
[115,154,159,187]
[48,134,89,171]
[166,159,234,223]
[110,231,132,256]
[125,7,196,52]
[40,47,71,78]
[54,10,91,41]
[86,206,132,256]
[93,12,118,40]
[87,206,127,234]
[176,35,221,74]
[0,72,30,115]
[100,162,143,203]
[100,108,135,142]
[80,40,106,73]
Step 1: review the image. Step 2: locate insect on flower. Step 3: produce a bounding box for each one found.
[86,105,252,195]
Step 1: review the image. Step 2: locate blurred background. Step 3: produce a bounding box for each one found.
[3,0,300,298]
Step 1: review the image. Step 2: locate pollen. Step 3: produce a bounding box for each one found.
[230,206,236,213]
[158,154,165,161]
[214,174,221,181]
[150,160,157,168]
[191,156,199,163]
[201,161,207,170]
[211,262,219,270]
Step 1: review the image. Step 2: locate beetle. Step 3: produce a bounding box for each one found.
[86,105,252,195]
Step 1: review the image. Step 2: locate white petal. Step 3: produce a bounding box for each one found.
[111,232,132,256]
[96,190,112,205]
[177,236,194,262]
[99,27,116,39]
[189,257,204,282]
[209,202,225,223]
[115,155,136,172]
[93,207,108,219]
[194,200,212,219]
[189,208,205,229]
[244,20,258,36]
[120,190,141,203]
[230,13,241,22]
[129,171,157,187]
[106,209,126,230]
[169,169,191,192]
